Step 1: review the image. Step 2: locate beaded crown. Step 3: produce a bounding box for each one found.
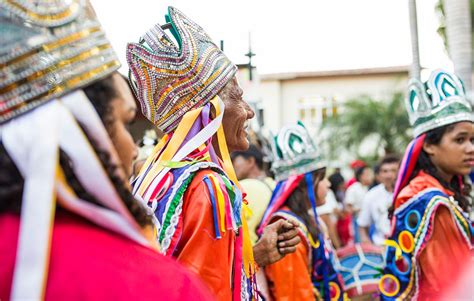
[126,7,237,134]
[0,0,120,124]
[271,121,325,181]
[407,69,473,137]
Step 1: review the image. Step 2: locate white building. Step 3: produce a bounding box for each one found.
[239,65,410,132]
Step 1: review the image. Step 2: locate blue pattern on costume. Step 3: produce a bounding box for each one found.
[381,189,473,300]
[274,209,345,301]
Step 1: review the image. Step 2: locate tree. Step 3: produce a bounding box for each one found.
[408,0,421,80]
[436,0,472,95]
[320,93,411,164]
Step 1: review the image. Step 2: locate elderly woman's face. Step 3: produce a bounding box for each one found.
[218,77,255,152]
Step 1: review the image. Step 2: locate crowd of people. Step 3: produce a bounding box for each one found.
[1,2,473,301]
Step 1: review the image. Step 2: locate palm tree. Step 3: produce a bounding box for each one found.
[437,0,472,96]
[408,0,421,80]
[320,93,411,164]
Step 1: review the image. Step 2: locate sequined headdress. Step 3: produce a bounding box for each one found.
[407,69,473,137]
[126,6,237,134]
[393,69,473,208]
[0,0,120,123]
[1,1,150,298]
[271,121,325,181]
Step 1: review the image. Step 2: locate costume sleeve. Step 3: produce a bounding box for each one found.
[265,235,315,301]
[418,206,471,294]
[174,173,234,300]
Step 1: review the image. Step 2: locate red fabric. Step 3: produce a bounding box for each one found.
[0,211,214,301]
[336,213,353,246]
[345,177,357,189]
[173,170,237,301]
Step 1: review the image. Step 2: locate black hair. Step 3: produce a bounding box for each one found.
[328,172,345,203]
[0,74,153,228]
[285,168,326,239]
[355,166,370,182]
[231,144,264,170]
[388,123,472,218]
[379,154,400,168]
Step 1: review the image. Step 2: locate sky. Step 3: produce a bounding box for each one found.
[91,0,453,75]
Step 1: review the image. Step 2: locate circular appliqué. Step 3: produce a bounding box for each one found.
[398,230,415,253]
[404,210,421,232]
[379,274,400,297]
[329,281,341,301]
[393,254,411,275]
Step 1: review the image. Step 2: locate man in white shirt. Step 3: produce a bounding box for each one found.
[345,166,373,242]
[357,155,399,245]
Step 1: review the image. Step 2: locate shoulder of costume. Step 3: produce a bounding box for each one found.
[154,161,243,255]
[381,187,472,300]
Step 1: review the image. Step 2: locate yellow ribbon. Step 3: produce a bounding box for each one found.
[385,239,402,259]
[137,106,203,196]
[209,175,227,233]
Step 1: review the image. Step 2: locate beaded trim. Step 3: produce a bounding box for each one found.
[126,7,237,133]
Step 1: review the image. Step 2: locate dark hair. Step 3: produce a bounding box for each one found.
[379,154,400,168]
[355,166,370,182]
[231,144,264,170]
[0,74,153,228]
[328,172,345,203]
[388,123,472,217]
[285,169,326,239]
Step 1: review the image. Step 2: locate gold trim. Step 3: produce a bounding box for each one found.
[1,43,111,95]
[5,0,80,22]
[0,26,102,68]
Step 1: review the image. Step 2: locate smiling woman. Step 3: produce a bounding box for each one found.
[381,70,474,301]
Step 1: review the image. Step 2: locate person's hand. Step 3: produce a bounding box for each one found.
[252,219,301,267]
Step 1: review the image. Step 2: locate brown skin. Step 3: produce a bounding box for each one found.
[424,121,474,181]
[217,77,255,151]
[315,175,341,248]
[216,76,301,266]
[359,168,374,186]
[107,74,139,179]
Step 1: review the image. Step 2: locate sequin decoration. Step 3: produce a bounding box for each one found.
[126,7,237,134]
[0,0,120,124]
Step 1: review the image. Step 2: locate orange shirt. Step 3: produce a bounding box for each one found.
[395,171,471,298]
[264,215,317,301]
[173,169,236,300]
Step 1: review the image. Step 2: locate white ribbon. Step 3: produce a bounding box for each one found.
[3,91,152,300]
[137,98,225,202]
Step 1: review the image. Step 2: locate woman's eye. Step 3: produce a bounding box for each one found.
[455,137,465,144]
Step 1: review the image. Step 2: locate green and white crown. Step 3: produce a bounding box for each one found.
[271,121,325,181]
[407,69,473,137]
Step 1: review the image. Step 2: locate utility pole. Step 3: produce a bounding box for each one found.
[245,32,256,81]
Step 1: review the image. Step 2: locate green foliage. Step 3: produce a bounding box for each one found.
[321,92,411,164]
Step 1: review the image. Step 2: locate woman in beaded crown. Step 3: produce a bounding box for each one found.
[0,1,214,299]
[379,69,474,300]
[258,121,346,300]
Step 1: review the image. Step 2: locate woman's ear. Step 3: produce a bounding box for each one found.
[423,142,436,156]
